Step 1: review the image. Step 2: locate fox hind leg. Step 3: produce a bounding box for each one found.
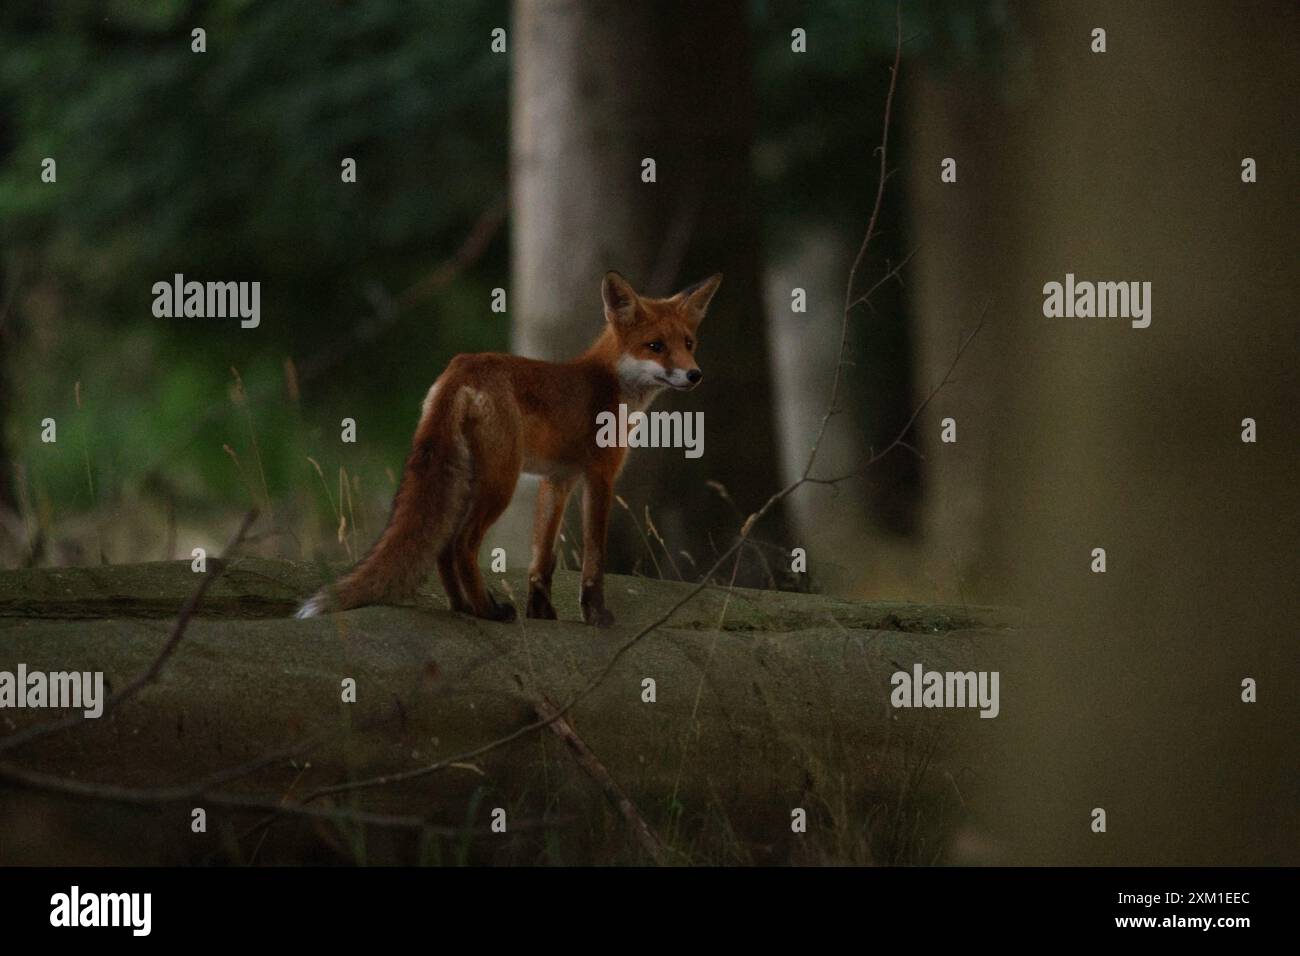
[527,477,574,620]
[455,507,515,622]
[454,406,521,623]
[436,543,472,614]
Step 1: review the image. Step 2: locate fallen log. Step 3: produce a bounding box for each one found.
[0,558,1021,865]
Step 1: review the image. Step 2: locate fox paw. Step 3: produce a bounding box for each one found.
[483,593,517,623]
[525,590,558,620]
[582,604,615,628]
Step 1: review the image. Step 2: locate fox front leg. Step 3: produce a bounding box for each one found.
[579,473,615,627]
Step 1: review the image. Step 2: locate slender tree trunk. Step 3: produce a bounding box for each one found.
[510,0,786,583]
[0,100,15,515]
[0,261,15,514]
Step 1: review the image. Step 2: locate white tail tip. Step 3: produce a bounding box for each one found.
[294,594,328,619]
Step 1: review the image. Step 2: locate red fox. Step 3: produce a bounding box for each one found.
[296,271,721,627]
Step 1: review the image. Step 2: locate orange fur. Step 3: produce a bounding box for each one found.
[296,271,721,626]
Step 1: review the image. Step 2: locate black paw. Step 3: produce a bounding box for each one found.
[484,592,517,623]
[582,604,615,628]
[526,589,558,620]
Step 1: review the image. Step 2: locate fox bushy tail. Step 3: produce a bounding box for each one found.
[295,387,471,618]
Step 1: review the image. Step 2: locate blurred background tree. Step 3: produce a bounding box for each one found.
[509,0,787,583]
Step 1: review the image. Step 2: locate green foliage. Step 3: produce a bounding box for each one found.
[0,0,511,519]
[1,0,508,297]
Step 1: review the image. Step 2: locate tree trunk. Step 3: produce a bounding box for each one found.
[509,0,787,583]
[0,260,15,515]
[907,0,1299,864]
[0,97,16,517]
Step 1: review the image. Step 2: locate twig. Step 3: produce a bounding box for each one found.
[802,0,904,481]
[807,308,986,486]
[643,507,684,581]
[846,244,920,313]
[536,694,669,865]
[0,759,560,835]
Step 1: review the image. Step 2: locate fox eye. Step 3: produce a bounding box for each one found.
[685,337,694,350]
[646,341,664,353]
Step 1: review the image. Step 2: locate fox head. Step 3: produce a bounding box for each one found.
[601,271,722,394]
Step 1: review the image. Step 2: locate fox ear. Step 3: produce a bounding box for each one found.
[675,273,722,327]
[602,271,640,327]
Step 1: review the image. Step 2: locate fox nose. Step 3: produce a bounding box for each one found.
[686,369,702,384]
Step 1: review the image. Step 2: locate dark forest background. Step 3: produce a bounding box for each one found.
[0,0,1011,593]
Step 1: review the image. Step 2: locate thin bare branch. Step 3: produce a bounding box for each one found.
[537,694,669,865]
[807,305,987,486]
[803,0,904,482]
[0,759,560,835]
[847,244,921,313]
